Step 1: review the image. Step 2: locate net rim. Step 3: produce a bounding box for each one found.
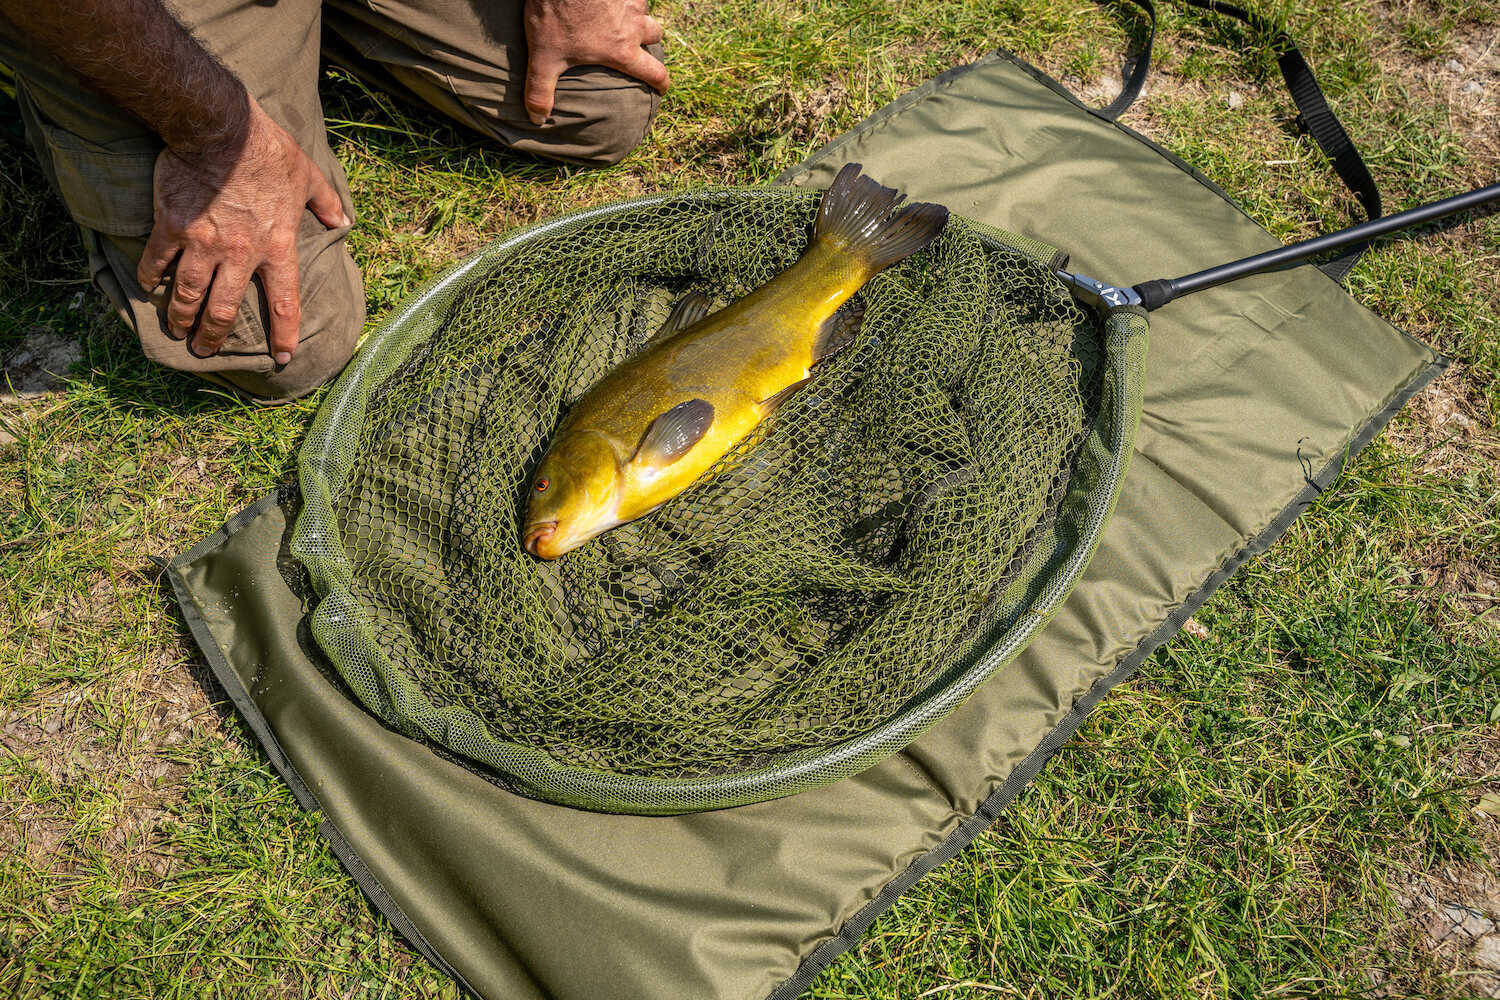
[292,186,1148,814]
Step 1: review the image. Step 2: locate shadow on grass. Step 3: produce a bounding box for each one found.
[0,97,85,352]
[318,64,576,185]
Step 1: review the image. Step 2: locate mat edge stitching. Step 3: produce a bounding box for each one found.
[761,353,1447,1000]
[165,489,484,999]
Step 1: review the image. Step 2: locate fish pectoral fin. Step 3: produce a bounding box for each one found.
[813,298,865,362]
[651,291,714,343]
[632,398,716,467]
[760,377,811,415]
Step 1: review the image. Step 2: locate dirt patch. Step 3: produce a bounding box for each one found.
[1411,541,1500,629]
[0,646,225,898]
[1393,865,1500,997]
[1391,729,1500,997]
[1,327,83,448]
[2,327,81,401]
[1387,365,1499,475]
[1369,21,1500,356]
[1382,366,1500,637]
[793,78,852,129]
[771,77,856,161]
[674,77,862,177]
[1379,19,1500,170]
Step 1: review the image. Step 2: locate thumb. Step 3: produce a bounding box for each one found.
[307,166,351,229]
[525,55,565,125]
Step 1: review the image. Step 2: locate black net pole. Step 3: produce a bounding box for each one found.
[1133,182,1500,310]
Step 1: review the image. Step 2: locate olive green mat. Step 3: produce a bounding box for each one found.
[167,49,1441,1000]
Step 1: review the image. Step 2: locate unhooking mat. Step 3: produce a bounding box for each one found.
[166,41,1441,1000]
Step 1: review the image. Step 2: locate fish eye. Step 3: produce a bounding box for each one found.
[535,478,549,492]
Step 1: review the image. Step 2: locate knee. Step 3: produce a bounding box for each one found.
[96,227,364,405]
[549,88,660,167]
[552,69,663,167]
[227,317,361,404]
[213,249,365,404]
[459,60,664,168]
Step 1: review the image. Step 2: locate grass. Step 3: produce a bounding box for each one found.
[2,0,1498,996]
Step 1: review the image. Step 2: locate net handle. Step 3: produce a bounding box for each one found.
[1129,181,1500,310]
[1061,180,1500,313]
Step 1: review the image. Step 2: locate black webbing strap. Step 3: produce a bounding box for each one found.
[1097,0,1158,121]
[1095,0,1382,281]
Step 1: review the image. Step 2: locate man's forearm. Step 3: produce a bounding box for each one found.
[0,0,249,156]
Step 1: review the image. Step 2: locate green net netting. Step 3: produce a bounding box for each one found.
[292,188,1146,814]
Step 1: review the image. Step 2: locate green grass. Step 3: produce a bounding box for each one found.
[3,0,1499,996]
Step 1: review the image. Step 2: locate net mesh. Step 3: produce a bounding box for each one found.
[293,188,1140,813]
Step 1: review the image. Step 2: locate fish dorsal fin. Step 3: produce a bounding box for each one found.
[652,292,713,343]
[633,398,715,468]
[814,298,865,362]
[813,163,949,273]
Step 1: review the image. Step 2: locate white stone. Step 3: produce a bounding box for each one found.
[1227,90,1245,109]
[2,328,82,401]
[1446,903,1498,939]
[1473,934,1500,971]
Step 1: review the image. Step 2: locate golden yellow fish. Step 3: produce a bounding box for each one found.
[522,163,948,559]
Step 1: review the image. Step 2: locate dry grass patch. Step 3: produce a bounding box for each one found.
[1384,365,1499,639]
[1388,365,1497,474]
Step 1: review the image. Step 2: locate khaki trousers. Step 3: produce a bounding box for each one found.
[0,0,662,402]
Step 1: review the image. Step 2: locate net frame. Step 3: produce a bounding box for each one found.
[292,187,1148,814]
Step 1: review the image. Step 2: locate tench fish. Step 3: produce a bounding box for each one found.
[522,163,949,559]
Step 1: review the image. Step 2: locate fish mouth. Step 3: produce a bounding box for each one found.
[522,521,560,559]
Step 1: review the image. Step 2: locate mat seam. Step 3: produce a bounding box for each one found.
[892,750,960,809]
[165,491,483,1000]
[761,354,1445,1000]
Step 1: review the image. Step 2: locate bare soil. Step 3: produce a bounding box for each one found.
[0,327,84,447]
[1392,728,1500,997]
[0,645,224,898]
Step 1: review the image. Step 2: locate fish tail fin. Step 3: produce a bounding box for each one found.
[813,162,949,273]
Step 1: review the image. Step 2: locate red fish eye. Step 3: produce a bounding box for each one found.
[535,478,549,492]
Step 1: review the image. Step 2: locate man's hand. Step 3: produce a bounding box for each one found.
[136,96,349,364]
[522,0,669,126]
[1,0,351,365]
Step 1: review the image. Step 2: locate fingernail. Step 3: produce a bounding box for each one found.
[340,212,353,228]
[529,112,545,126]
[274,351,292,366]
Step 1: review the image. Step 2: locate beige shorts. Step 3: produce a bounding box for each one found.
[0,0,663,402]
